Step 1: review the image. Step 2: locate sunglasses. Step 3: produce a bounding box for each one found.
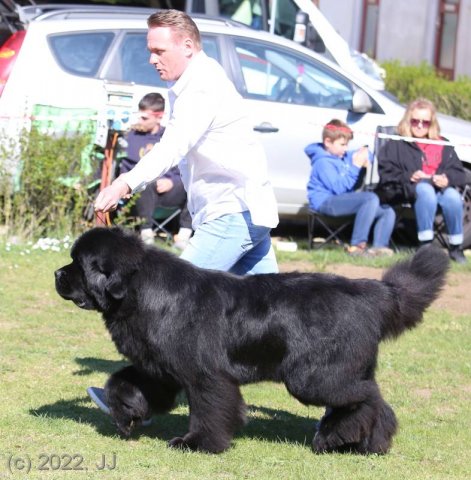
[410,118,431,128]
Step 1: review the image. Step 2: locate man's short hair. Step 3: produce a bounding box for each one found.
[322,119,353,142]
[138,92,165,112]
[147,9,201,50]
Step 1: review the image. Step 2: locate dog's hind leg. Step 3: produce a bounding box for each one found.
[168,375,247,453]
[310,380,394,454]
[359,399,397,454]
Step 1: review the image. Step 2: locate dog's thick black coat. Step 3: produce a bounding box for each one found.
[55,227,449,454]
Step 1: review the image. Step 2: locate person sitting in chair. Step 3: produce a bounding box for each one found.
[305,119,395,257]
[119,92,192,248]
[376,98,467,264]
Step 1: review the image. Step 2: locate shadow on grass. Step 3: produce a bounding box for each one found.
[30,397,320,450]
[73,357,129,376]
[37,357,320,448]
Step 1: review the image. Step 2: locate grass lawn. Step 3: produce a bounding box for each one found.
[0,239,470,479]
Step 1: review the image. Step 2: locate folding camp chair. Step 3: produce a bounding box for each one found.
[307,210,354,250]
[151,206,182,243]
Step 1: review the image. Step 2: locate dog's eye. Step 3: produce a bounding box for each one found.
[91,260,109,277]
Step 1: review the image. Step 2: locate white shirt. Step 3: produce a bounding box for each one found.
[123,51,279,229]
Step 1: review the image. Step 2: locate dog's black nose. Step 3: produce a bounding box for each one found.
[54,269,64,280]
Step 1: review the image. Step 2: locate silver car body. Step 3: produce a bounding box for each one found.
[0,12,470,218]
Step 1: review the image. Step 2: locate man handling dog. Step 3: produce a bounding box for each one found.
[94,9,279,275]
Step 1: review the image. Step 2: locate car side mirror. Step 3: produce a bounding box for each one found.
[351,89,373,113]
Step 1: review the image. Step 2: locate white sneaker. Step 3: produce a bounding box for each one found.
[140,228,155,245]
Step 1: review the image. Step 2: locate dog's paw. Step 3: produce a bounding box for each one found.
[168,433,230,453]
[313,432,372,455]
[115,420,134,438]
[168,436,190,450]
[312,432,330,453]
[312,431,345,453]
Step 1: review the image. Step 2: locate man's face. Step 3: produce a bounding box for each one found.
[135,109,163,133]
[147,26,192,82]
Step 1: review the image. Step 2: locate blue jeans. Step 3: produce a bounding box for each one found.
[414,182,463,245]
[180,211,278,275]
[319,191,395,247]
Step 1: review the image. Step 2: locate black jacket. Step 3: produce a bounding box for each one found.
[376,138,466,204]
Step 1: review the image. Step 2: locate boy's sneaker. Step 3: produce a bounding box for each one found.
[345,242,368,256]
[86,387,152,426]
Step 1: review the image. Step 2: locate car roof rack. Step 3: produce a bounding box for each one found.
[18,4,156,22]
[12,4,248,30]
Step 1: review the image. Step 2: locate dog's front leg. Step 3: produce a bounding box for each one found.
[168,375,247,453]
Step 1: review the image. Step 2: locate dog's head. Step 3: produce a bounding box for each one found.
[54,227,145,312]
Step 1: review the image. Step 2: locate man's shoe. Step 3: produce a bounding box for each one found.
[449,246,467,264]
[87,386,110,415]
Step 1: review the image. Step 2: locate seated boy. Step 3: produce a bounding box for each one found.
[119,92,192,248]
[305,119,395,256]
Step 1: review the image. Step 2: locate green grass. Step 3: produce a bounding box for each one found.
[0,241,470,479]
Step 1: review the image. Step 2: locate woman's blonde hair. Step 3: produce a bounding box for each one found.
[397,98,441,139]
[147,9,201,50]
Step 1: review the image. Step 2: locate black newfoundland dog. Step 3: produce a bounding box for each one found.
[55,227,448,454]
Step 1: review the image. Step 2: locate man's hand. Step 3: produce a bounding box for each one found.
[156,178,174,194]
[94,177,131,213]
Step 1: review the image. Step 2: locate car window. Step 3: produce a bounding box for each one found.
[49,32,114,77]
[120,33,165,87]
[219,0,264,29]
[201,36,221,63]
[233,38,354,109]
[118,32,220,87]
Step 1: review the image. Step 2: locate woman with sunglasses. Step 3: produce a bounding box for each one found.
[377,98,467,263]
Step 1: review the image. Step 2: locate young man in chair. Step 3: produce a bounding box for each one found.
[119,92,192,248]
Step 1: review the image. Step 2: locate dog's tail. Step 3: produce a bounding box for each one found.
[380,245,449,340]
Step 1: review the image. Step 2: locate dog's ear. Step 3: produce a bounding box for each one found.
[105,270,129,301]
[81,256,132,309]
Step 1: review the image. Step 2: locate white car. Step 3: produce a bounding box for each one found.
[0,5,470,222]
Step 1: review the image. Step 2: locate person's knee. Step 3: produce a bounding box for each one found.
[363,192,380,209]
[441,187,462,208]
[415,182,438,211]
[415,181,435,199]
[383,206,396,223]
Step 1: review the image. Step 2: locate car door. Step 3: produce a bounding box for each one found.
[225,36,389,217]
